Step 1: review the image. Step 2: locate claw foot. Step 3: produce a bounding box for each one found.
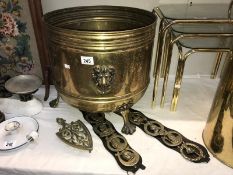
[49,93,60,108]
[121,123,136,135]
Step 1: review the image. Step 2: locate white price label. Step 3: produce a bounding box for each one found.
[4,140,15,148]
[81,56,94,65]
[64,64,70,69]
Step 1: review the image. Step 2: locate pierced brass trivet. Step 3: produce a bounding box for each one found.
[125,108,210,163]
[56,118,93,152]
[81,111,145,174]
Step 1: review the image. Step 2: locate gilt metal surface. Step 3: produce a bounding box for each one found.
[56,118,93,152]
[203,58,233,168]
[44,6,156,112]
[152,2,233,111]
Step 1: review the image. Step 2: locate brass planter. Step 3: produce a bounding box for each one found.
[203,54,233,168]
[44,6,157,134]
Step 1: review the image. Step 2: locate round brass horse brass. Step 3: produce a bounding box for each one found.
[203,57,233,168]
[44,6,157,112]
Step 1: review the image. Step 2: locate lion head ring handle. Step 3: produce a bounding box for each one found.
[92,65,115,94]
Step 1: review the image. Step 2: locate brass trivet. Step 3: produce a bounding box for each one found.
[81,111,145,174]
[56,118,93,152]
[125,108,210,163]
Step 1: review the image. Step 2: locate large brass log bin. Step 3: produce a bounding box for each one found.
[203,55,233,168]
[44,6,157,134]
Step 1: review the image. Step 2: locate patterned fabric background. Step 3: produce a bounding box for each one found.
[0,0,42,77]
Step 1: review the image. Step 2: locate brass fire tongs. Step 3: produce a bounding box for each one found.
[121,108,210,163]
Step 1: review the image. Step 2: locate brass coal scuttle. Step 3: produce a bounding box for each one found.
[44,6,157,134]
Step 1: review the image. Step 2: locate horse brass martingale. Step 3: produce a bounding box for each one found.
[126,109,210,163]
[81,111,145,173]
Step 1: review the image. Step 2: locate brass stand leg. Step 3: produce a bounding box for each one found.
[160,30,172,78]
[152,20,165,107]
[171,58,186,112]
[211,52,223,79]
[153,19,165,77]
[119,109,136,135]
[44,65,50,101]
[160,42,174,108]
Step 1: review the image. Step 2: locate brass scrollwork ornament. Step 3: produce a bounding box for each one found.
[92,65,115,94]
[126,108,210,163]
[81,111,145,173]
[56,118,93,152]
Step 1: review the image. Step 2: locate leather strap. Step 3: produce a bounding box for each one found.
[81,111,146,174]
[126,108,210,163]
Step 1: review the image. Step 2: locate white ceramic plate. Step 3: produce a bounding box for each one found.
[0,116,39,151]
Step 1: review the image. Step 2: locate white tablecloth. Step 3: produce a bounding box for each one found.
[0,78,232,175]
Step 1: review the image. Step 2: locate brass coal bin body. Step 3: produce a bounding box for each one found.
[203,55,233,168]
[44,6,157,134]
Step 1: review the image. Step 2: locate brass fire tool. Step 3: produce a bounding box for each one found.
[81,111,145,174]
[56,118,93,152]
[209,91,229,153]
[203,56,233,168]
[125,108,210,163]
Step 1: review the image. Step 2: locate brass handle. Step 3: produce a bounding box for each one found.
[92,65,115,94]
